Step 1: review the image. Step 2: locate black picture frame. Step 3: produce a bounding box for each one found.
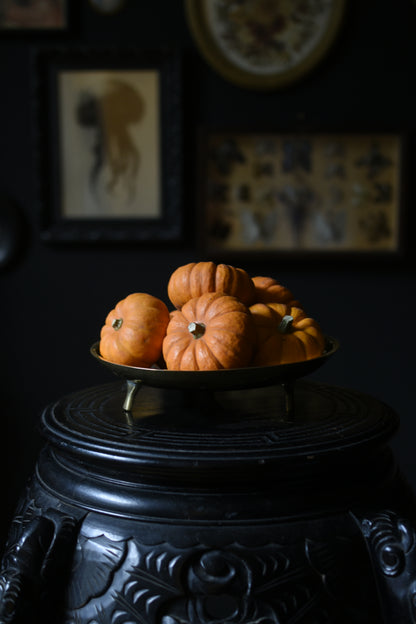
[0,0,68,31]
[197,127,406,260]
[33,46,183,244]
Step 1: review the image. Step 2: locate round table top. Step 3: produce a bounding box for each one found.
[40,380,399,479]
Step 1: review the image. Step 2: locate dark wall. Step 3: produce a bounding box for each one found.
[1,0,416,552]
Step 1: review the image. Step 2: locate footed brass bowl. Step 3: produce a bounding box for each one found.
[91,336,339,412]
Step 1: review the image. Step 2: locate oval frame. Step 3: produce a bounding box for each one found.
[88,0,126,15]
[185,0,346,90]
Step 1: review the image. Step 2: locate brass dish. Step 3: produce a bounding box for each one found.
[90,336,339,413]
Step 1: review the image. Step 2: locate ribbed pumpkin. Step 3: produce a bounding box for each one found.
[250,302,325,366]
[100,293,170,367]
[252,276,300,307]
[163,292,256,370]
[167,261,255,309]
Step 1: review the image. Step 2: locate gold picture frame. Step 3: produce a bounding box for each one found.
[198,129,405,258]
[185,0,346,90]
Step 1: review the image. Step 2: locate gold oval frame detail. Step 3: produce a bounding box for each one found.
[185,0,346,90]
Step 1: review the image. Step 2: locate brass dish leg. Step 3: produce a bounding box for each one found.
[282,382,295,422]
[123,379,142,412]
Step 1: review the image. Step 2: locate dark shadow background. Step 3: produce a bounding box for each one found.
[0,0,415,553]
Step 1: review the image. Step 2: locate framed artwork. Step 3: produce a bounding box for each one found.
[34,47,182,244]
[198,129,405,258]
[185,0,345,90]
[0,0,67,30]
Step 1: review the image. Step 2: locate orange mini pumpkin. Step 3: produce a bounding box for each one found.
[250,302,325,366]
[167,261,255,309]
[100,293,170,367]
[252,276,300,307]
[163,291,256,370]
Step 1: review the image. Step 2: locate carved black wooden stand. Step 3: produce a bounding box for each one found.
[0,380,415,623]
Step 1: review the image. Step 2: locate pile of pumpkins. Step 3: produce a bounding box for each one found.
[99,261,326,371]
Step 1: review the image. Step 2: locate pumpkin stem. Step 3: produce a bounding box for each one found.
[112,318,123,331]
[278,315,294,334]
[188,321,206,339]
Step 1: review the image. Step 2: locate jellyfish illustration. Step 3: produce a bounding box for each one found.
[76,78,144,207]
